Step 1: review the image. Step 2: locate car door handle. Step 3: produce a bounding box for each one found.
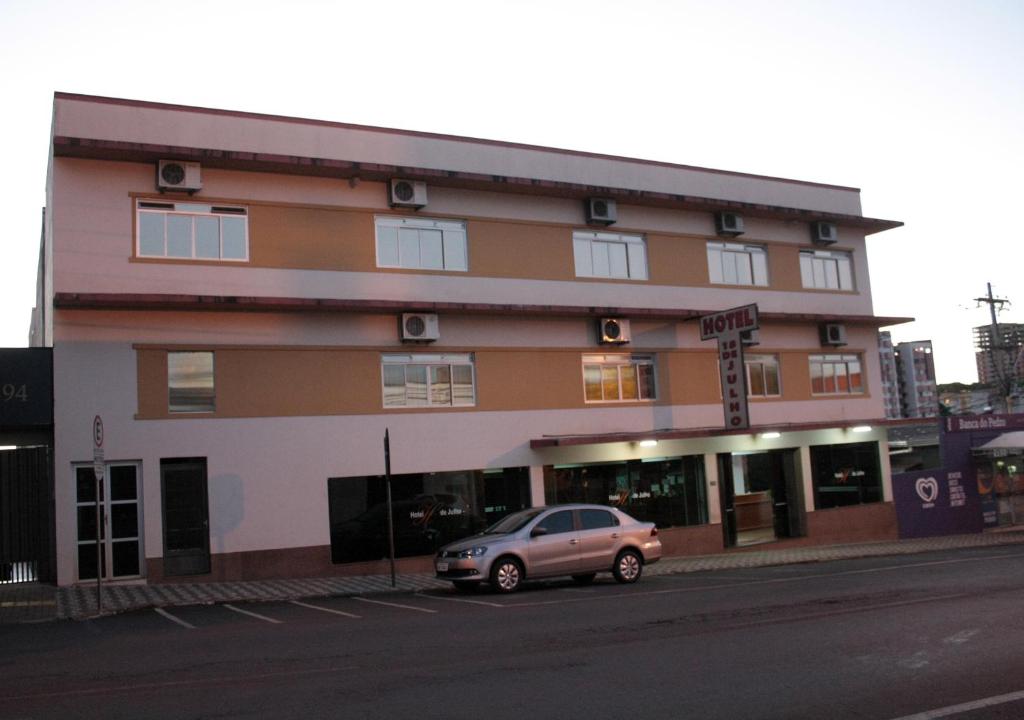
[569,539,580,545]
[611,533,620,539]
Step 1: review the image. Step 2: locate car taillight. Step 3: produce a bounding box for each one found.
[650,527,658,537]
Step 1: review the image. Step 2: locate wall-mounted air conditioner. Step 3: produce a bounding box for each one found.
[741,329,760,346]
[400,313,440,342]
[598,318,631,344]
[820,323,847,346]
[715,212,745,237]
[157,160,202,193]
[585,198,617,225]
[389,179,428,209]
[811,221,838,245]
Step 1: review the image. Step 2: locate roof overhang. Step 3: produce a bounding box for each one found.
[531,417,909,449]
[52,292,914,326]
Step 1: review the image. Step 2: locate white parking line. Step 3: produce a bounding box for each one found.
[415,592,505,608]
[154,607,195,629]
[887,689,1024,719]
[351,597,438,613]
[222,603,283,624]
[289,600,361,618]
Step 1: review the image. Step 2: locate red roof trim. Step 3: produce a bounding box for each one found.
[52,292,913,326]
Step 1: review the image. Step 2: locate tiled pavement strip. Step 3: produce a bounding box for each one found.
[3,528,1024,624]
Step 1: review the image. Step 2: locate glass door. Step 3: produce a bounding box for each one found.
[75,463,143,581]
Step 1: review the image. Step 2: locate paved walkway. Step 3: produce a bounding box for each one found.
[3,528,1024,624]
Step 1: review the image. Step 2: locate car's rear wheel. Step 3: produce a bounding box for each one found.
[571,573,596,585]
[490,556,523,593]
[613,549,643,584]
[452,580,479,593]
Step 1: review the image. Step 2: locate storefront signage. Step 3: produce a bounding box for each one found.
[700,304,759,430]
[946,414,1024,433]
[893,469,982,538]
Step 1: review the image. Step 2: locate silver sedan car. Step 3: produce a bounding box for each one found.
[434,504,662,593]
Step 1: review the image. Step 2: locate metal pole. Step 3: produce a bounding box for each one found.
[384,428,396,588]
[94,472,102,613]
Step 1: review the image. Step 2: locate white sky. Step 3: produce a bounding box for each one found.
[1,0,1021,383]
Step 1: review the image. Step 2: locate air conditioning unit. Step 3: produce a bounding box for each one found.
[820,323,848,346]
[598,318,631,344]
[400,313,440,342]
[389,179,428,209]
[715,212,745,237]
[585,198,617,225]
[741,329,760,346]
[157,160,202,193]
[811,221,838,245]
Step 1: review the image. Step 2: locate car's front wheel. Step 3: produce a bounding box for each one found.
[613,549,643,584]
[490,556,523,593]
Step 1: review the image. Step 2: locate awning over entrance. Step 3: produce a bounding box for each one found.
[977,431,1024,450]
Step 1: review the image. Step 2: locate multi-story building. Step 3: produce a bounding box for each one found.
[33,93,907,587]
[975,323,1024,386]
[894,340,938,418]
[878,331,902,419]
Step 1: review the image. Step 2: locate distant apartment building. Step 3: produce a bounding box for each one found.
[878,333,937,418]
[878,331,902,419]
[975,323,1024,387]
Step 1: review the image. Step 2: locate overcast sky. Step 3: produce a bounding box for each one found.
[1,0,1021,383]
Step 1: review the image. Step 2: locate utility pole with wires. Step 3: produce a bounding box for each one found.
[973,283,1018,413]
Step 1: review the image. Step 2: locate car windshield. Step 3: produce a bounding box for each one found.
[483,508,544,534]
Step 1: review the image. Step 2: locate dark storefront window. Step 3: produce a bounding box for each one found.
[811,441,882,509]
[328,467,530,563]
[544,456,707,528]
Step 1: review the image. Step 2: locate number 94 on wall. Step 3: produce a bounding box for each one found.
[2,384,28,402]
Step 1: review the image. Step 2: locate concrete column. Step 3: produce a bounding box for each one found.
[877,436,894,502]
[528,465,546,507]
[799,445,815,513]
[704,453,722,525]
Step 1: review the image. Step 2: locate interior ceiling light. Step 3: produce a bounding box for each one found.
[639,439,658,448]
[851,425,873,433]
[759,432,781,439]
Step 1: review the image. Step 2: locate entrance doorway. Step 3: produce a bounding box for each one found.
[161,458,211,576]
[1,447,54,583]
[719,450,803,548]
[74,462,143,581]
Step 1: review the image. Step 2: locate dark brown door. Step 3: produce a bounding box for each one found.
[161,458,210,576]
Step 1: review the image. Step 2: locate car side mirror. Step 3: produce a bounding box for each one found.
[530,526,548,538]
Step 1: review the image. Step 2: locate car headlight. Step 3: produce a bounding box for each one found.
[456,546,487,559]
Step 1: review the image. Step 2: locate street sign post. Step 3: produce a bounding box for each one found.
[700,304,759,430]
[92,415,104,612]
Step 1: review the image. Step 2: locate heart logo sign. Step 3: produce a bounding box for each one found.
[915,477,939,504]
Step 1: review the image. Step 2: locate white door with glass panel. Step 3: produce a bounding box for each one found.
[75,463,143,581]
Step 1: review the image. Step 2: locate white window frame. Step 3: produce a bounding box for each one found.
[381,353,476,408]
[745,354,781,397]
[809,353,865,395]
[168,351,215,414]
[573,231,648,281]
[375,216,468,272]
[582,354,656,403]
[707,241,768,286]
[800,249,854,290]
[136,200,249,261]
[73,461,144,582]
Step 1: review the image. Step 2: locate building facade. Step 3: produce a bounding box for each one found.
[895,340,938,418]
[34,93,907,587]
[878,331,902,419]
[975,323,1024,387]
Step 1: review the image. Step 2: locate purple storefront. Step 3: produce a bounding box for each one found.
[892,414,1024,538]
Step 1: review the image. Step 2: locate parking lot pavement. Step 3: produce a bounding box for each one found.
[2,527,1023,624]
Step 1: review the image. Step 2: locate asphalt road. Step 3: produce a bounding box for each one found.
[2,546,1024,720]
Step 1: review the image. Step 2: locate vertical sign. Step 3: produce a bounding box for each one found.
[92,415,104,612]
[700,304,759,430]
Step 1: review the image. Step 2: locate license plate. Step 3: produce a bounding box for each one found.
[436,562,449,572]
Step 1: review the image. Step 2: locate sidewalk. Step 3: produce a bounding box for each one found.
[4,528,1024,624]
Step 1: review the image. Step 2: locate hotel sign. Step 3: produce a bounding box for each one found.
[700,304,759,430]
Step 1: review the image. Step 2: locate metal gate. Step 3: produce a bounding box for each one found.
[0,447,54,584]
